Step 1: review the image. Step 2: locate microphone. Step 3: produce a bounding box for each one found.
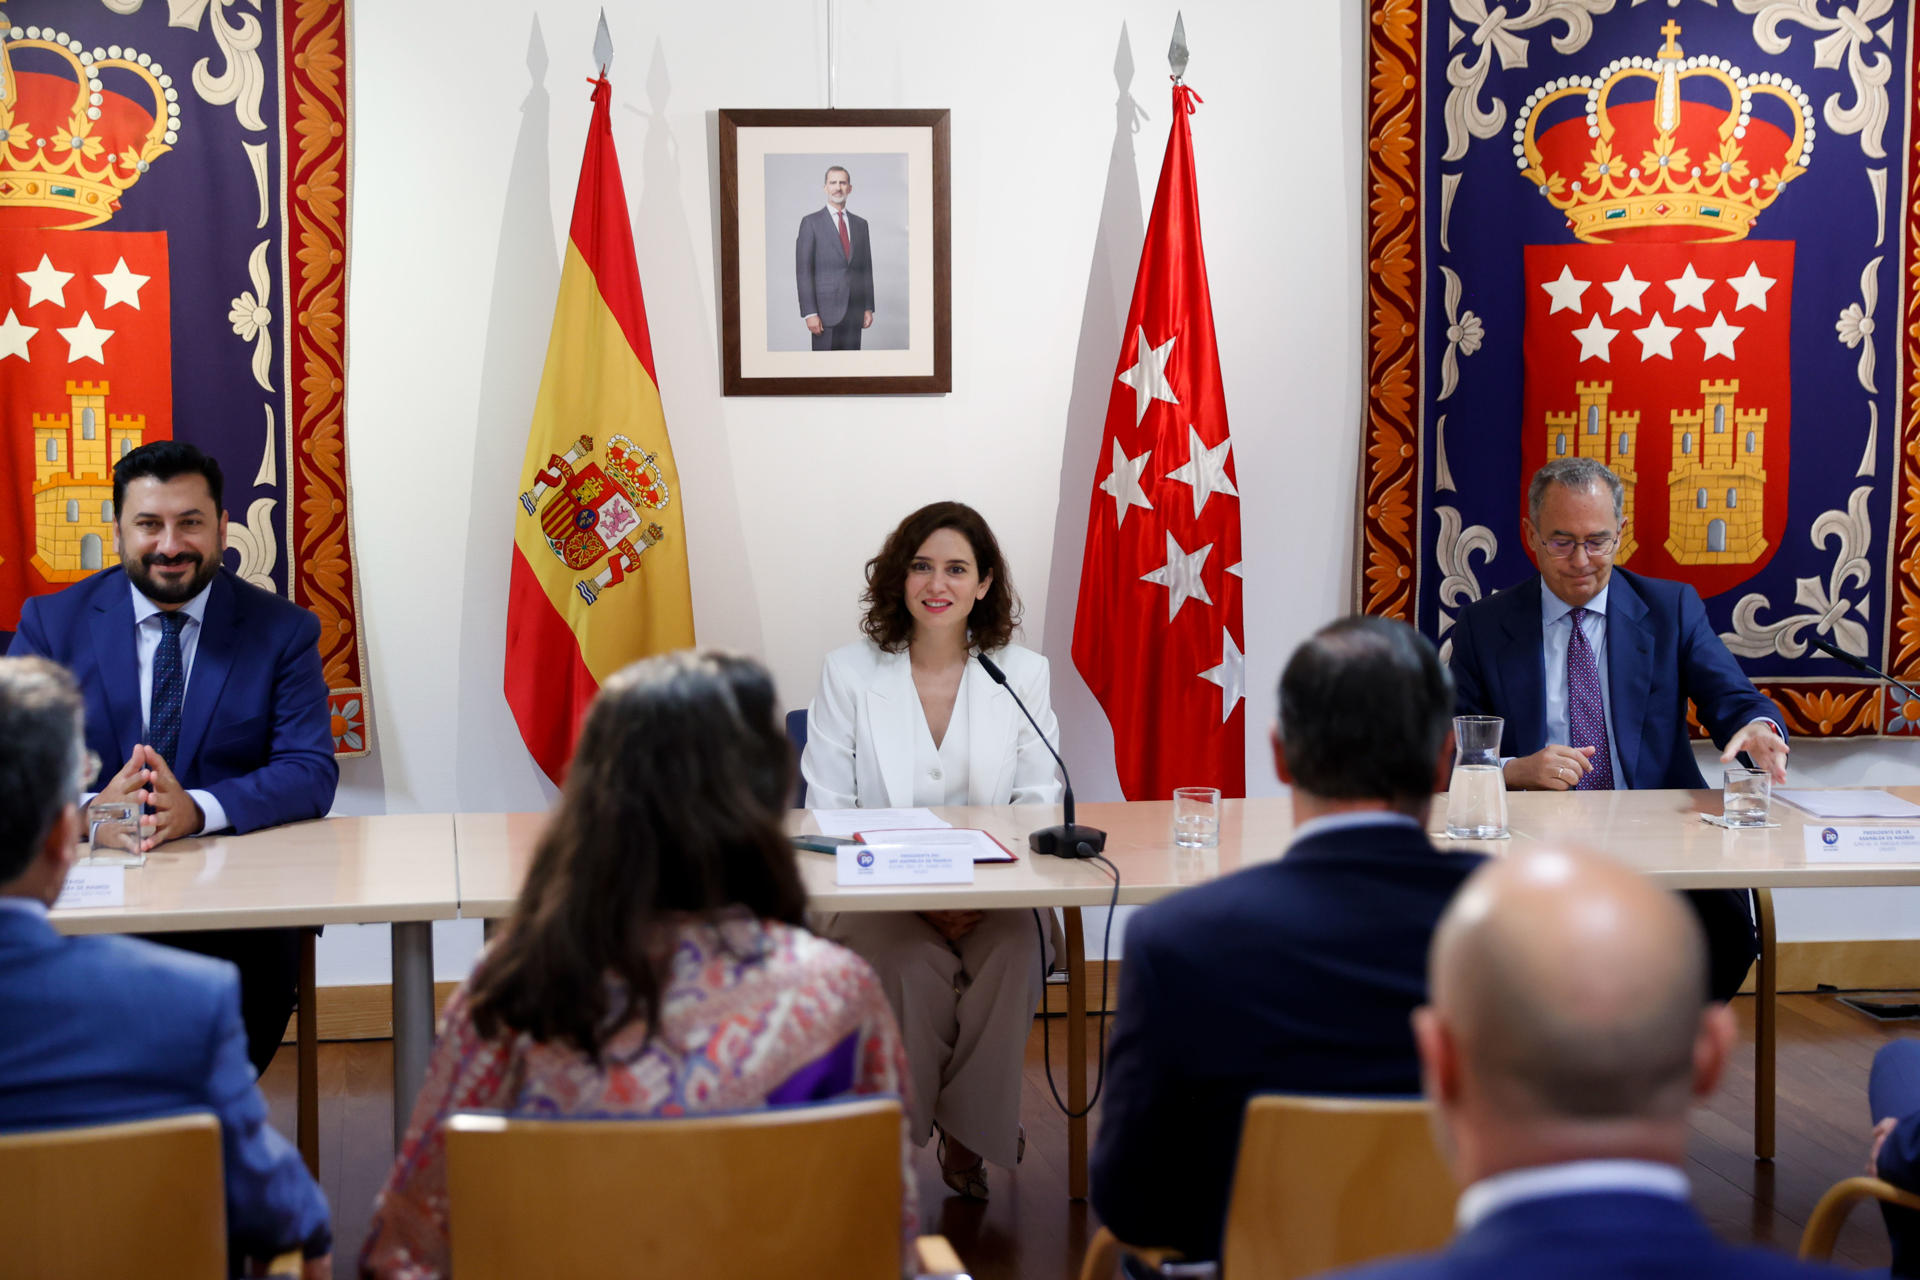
[975,653,1108,859]
[1807,635,1920,704]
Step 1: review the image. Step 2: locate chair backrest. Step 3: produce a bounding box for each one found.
[444,1096,905,1280]
[0,1112,226,1279]
[1220,1094,1456,1279]
[785,708,809,807]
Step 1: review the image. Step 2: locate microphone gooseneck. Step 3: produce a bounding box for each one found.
[1808,636,1920,705]
[975,653,1106,858]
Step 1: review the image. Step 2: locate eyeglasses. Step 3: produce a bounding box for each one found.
[1540,534,1618,559]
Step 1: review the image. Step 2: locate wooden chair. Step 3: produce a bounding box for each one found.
[0,1111,298,1278]
[1081,1094,1456,1280]
[1799,1175,1920,1263]
[443,1097,967,1279]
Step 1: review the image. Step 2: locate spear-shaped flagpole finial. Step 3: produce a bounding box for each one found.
[593,8,614,76]
[1167,11,1189,83]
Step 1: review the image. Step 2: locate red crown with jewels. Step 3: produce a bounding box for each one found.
[0,9,180,230]
[1517,21,1811,244]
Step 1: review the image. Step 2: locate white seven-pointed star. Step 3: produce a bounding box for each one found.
[1633,312,1682,361]
[1540,266,1590,315]
[1166,425,1239,519]
[0,309,35,362]
[1666,263,1714,312]
[1140,532,1214,622]
[1697,310,1744,361]
[1198,629,1246,723]
[95,258,151,310]
[58,312,114,364]
[1727,260,1776,312]
[1602,266,1652,315]
[1570,313,1618,362]
[1098,439,1154,530]
[1116,327,1180,426]
[18,254,74,308]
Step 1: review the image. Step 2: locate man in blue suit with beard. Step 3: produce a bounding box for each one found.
[1447,456,1789,1001]
[1322,847,1848,1280]
[8,441,337,1073]
[796,164,875,351]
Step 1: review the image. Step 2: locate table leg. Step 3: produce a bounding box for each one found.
[1065,907,1088,1201]
[1754,888,1776,1162]
[297,929,318,1176]
[391,922,434,1150]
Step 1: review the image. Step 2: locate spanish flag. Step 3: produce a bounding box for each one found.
[505,73,694,782]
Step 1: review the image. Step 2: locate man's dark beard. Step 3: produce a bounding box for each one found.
[125,551,218,605]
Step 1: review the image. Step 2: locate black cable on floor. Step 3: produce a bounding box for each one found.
[1032,853,1120,1120]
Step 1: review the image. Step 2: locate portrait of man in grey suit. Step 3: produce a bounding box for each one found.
[796,165,875,351]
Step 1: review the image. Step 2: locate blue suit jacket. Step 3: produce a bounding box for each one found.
[1323,1191,1850,1280]
[1089,821,1484,1262]
[795,206,874,326]
[1449,569,1785,789]
[0,906,330,1262]
[8,567,337,833]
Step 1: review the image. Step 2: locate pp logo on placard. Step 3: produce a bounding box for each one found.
[1822,828,1841,846]
[856,849,876,869]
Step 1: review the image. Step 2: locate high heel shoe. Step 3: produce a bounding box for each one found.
[936,1127,989,1201]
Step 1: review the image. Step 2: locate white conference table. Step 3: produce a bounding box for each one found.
[50,813,461,1159]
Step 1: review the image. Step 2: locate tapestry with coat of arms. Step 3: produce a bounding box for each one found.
[1360,0,1920,739]
[0,0,368,755]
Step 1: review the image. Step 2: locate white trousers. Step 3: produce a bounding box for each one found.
[826,909,1053,1168]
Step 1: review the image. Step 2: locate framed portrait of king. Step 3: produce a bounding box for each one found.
[718,108,951,396]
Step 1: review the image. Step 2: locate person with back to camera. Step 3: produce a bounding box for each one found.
[802,501,1063,1200]
[360,651,914,1279]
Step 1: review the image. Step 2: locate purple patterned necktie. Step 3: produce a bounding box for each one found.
[1567,607,1616,790]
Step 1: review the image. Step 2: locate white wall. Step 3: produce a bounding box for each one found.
[317,0,1919,986]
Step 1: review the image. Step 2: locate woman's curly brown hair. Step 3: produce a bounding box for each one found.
[860,501,1021,654]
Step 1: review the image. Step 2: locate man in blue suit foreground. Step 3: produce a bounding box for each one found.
[1091,616,1485,1267]
[1864,1039,1920,1275]
[0,657,331,1276]
[1323,847,1846,1280]
[1448,457,1788,1001]
[8,441,339,1071]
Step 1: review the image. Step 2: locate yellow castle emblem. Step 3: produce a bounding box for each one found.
[30,380,145,579]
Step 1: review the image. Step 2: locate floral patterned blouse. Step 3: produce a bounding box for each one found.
[359,917,914,1278]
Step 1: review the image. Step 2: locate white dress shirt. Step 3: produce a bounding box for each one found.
[0,895,48,921]
[123,579,227,835]
[909,664,975,808]
[1289,810,1423,845]
[1456,1158,1689,1231]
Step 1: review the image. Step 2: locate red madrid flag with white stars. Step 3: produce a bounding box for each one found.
[1072,83,1245,800]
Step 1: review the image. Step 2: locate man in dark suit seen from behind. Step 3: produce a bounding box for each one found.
[0,657,331,1277]
[795,164,875,351]
[7,441,338,1073]
[1448,456,1788,1002]
[1320,846,1847,1280]
[1090,615,1486,1269]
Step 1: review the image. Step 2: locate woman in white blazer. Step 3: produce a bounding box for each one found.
[803,501,1062,1200]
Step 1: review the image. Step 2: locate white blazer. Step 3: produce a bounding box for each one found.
[801,640,1064,809]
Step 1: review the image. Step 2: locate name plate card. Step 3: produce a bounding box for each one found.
[1804,825,1920,863]
[836,842,975,887]
[54,865,126,910]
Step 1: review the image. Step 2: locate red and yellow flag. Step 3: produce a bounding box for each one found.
[505,74,694,782]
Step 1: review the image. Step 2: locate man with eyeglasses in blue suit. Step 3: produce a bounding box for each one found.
[1447,457,1788,1001]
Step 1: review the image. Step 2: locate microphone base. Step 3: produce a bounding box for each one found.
[1029,824,1108,860]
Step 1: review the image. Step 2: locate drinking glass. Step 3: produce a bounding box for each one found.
[1172,787,1221,848]
[82,800,145,868]
[1722,767,1771,828]
[1446,715,1509,839]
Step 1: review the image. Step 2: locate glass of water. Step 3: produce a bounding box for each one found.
[1722,767,1771,827]
[82,800,146,867]
[1446,715,1509,839]
[1172,787,1221,848]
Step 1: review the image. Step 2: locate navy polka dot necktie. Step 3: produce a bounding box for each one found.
[149,611,185,767]
[1567,607,1616,790]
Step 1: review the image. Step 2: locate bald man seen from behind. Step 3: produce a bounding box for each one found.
[1319,848,1848,1280]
